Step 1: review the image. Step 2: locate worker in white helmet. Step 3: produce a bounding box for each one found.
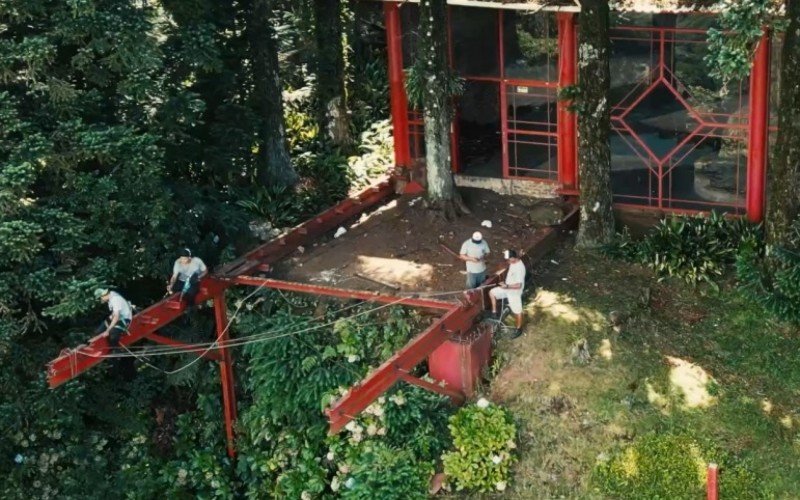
[459,231,490,289]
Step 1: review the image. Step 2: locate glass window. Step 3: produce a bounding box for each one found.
[400,4,420,70]
[450,7,499,77]
[503,12,558,82]
[456,81,501,176]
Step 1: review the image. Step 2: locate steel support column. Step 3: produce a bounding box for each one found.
[214,293,238,458]
[385,2,410,169]
[746,31,771,222]
[557,12,578,191]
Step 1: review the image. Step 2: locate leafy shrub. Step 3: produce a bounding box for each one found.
[594,433,764,498]
[736,218,800,324]
[442,399,517,493]
[605,212,760,288]
[339,442,432,500]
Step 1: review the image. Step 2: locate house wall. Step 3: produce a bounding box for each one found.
[384,2,774,221]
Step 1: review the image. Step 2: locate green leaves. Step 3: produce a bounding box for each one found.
[442,400,518,492]
[705,0,777,86]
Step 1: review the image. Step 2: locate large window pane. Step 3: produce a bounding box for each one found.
[457,81,501,176]
[503,12,558,82]
[451,7,499,77]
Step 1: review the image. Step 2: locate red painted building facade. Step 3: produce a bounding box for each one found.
[381,1,777,221]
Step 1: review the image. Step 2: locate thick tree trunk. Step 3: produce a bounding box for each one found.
[419,0,467,219]
[249,0,298,188]
[766,0,800,246]
[314,0,352,148]
[576,0,615,248]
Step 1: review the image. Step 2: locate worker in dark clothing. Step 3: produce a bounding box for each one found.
[94,288,133,347]
[167,248,208,308]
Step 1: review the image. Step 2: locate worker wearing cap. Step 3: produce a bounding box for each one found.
[94,288,133,347]
[459,231,490,289]
[167,248,208,307]
[489,249,526,338]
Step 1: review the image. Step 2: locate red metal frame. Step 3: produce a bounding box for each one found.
[214,293,238,458]
[746,31,771,222]
[385,2,410,169]
[557,12,578,189]
[609,25,751,212]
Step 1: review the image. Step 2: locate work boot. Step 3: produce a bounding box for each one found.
[510,328,523,339]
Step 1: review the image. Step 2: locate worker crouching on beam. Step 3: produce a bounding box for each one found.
[489,249,526,339]
[167,248,208,310]
[94,288,133,348]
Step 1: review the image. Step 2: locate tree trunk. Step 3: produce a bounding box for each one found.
[576,0,615,249]
[766,0,800,246]
[419,0,467,219]
[314,0,352,148]
[249,0,298,188]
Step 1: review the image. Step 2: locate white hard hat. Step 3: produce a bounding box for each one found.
[472,231,482,241]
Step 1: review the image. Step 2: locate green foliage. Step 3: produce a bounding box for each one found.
[736,218,800,323]
[442,400,518,493]
[706,0,778,86]
[404,61,465,111]
[606,212,760,289]
[340,442,432,500]
[594,433,764,499]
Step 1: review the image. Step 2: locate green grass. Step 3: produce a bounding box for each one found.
[483,244,800,498]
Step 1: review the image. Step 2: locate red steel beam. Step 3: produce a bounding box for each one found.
[326,300,481,434]
[746,30,771,223]
[230,276,456,311]
[47,180,396,388]
[385,2,411,168]
[214,293,238,458]
[557,12,578,190]
[47,278,228,389]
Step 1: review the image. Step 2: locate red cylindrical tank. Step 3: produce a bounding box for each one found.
[428,324,492,397]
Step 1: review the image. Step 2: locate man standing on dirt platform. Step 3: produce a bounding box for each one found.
[489,249,526,339]
[459,231,490,289]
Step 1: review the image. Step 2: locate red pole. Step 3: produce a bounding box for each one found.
[385,2,410,169]
[746,30,771,222]
[214,293,238,458]
[557,13,578,190]
[707,463,718,500]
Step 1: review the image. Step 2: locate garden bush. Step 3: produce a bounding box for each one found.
[606,212,760,288]
[338,442,432,500]
[736,218,800,324]
[594,433,764,499]
[442,399,517,493]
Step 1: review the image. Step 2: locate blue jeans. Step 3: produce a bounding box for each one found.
[466,272,486,289]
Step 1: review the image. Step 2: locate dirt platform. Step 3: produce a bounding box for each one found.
[271,188,570,294]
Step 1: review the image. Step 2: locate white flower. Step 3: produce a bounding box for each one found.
[496,481,507,492]
[390,394,406,406]
[326,451,335,461]
[345,478,356,489]
[351,433,363,443]
[345,421,358,432]
[367,424,378,436]
[492,455,502,464]
[377,427,387,436]
[331,477,340,492]
[14,454,23,464]
[178,468,188,479]
[347,354,359,363]
[378,396,386,404]
[476,398,490,409]
[301,492,311,500]
[506,439,517,450]
[338,464,350,474]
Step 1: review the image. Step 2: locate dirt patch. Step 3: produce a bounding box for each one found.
[272,189,570,293]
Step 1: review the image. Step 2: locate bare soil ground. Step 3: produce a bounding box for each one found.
[272,189,569,294]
